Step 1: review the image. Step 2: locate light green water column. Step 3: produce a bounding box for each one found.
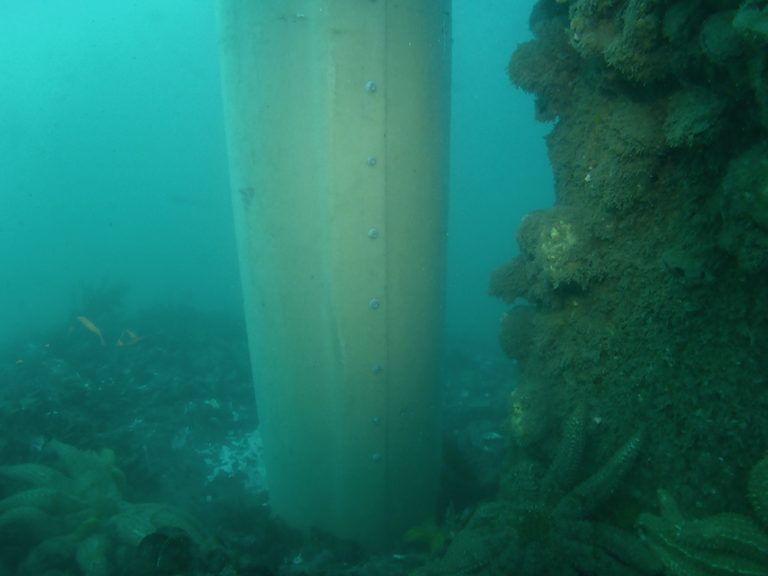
[216,1,450,550]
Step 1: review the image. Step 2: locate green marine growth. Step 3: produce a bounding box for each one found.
[0,440,211,575]
[719,140,768,271]
[412,408,659,576]
[639,451,768,576]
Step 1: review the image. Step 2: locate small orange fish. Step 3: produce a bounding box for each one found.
[116,329,145,347]
[76,316,105,346]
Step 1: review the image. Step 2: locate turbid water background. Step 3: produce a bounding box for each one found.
[0,1,552,358]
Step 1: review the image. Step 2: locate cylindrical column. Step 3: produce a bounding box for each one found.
[217,0,450,550]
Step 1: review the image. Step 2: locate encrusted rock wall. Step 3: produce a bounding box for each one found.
[493,0,768,518]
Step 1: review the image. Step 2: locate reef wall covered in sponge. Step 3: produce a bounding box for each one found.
[492,0,768,521]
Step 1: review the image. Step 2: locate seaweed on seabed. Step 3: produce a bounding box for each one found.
[0,440,228,576]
